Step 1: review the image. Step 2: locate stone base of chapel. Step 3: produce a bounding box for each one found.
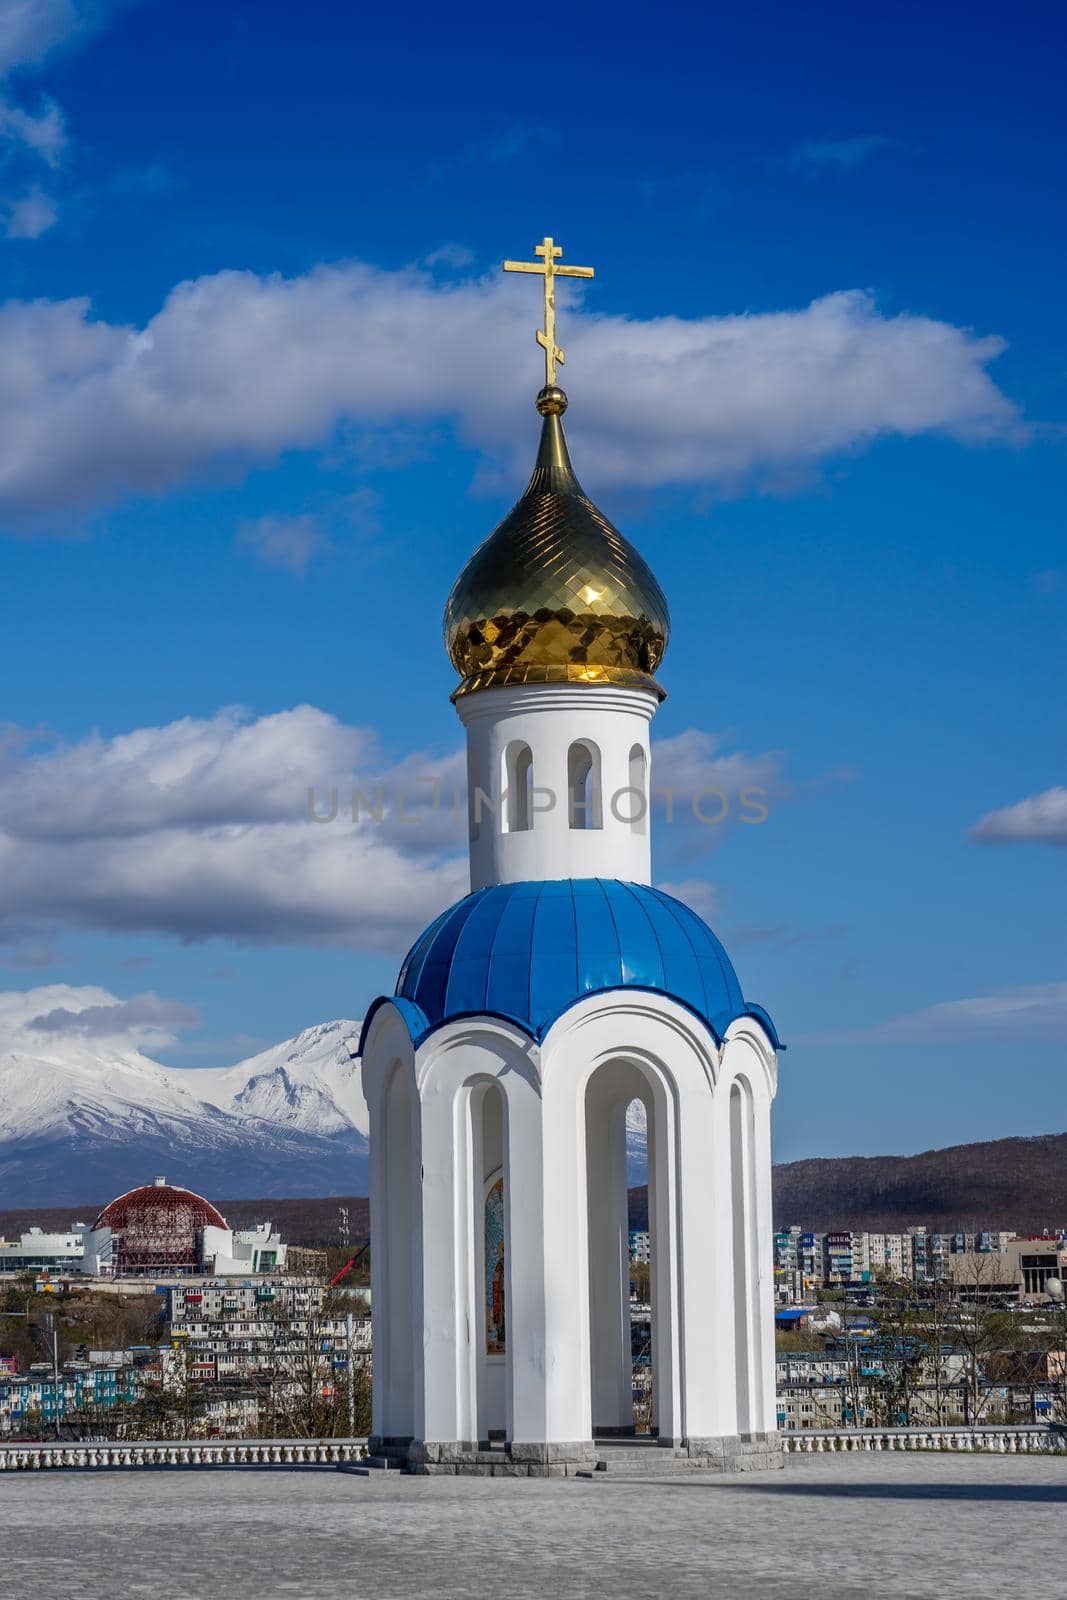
[385,1432,783,1477]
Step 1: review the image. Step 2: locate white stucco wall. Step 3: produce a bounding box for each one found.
[455,682,660,890]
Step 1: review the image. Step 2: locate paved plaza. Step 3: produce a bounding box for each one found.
[3,1453,1064,1599]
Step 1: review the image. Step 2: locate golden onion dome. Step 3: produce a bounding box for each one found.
[444,387,670,699]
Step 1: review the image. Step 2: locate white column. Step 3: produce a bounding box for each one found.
[709,1076,740,1437]
[674,1071,722,1439]
[417,1070,473,1447]
[371,1063,417,1441]
[503,1069,553,1444]
[507,1060,592,1447]
[648,1071,682,1445]
[751,1080,778,1433]
[729,1078,760,1434]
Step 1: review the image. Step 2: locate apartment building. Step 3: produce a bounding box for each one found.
[773,1224,1035,1295]
[0,1363,138,1435]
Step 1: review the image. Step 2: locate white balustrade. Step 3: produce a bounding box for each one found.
[0,1437,369,1470]
[781,1425,1065,1456]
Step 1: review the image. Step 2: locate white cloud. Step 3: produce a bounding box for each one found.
[650,729,783,855]
[0,704,789,953]
[26,989,200,1040]
[0,2,129,204]
[969,787,1067,847]
[3,180,56,237]
[798,981,1067,1045]
[0,93,64,161]
[0,705,469,951]
[0,263,1021,519]
[0,0,90,75]
[236,488,383,575]
[237,513,330,576]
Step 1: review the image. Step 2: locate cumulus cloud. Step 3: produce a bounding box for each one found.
[0,704,468,950]
[0,93,64,162]
[0,981,198,1051]
[650,729,783,857]
[798,981,1067,1045]
[792,135,909,171]
[0,262,1021,520]
[969,787,1067,847]
[0,704,788,951]
[26,989,201,1039]
[3,180,56,237]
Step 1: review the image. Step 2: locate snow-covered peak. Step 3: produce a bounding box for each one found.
[0,989,370,1203]
[182,1019,367,1136]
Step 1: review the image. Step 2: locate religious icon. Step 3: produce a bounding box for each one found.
[484,1175,506,1355]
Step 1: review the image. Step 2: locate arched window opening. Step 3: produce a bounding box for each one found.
[624,1097,653,1434]
[568,740,602,830]
[502,742,533,833]
[585,1066,665,1442]
[627,744,648,835]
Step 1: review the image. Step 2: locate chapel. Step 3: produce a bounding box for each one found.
[359,237,782,1475]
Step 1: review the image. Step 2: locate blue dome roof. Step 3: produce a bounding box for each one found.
[377,879,779,1049]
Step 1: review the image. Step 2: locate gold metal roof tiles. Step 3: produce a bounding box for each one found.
[444,389,670,700]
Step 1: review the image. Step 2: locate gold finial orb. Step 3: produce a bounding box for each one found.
[535,385,568,416]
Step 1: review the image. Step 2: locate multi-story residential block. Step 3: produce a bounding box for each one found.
[0,1363,139,1435]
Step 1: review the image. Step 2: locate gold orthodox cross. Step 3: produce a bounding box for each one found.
[503,236,595,387]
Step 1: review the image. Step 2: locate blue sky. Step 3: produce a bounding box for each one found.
[0,0,1064,1161]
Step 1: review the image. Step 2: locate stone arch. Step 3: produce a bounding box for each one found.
[411,1019,542,1450]
[567,738,603,830]
[583,1055,663,1437]
[501,740,533,833]
[541,993,733,1445]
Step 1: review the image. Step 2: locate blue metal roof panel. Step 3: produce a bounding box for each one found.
[389,879,779,1049]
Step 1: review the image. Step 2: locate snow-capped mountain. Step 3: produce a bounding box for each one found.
[0,985,649,1206]
[0,989,369,1206]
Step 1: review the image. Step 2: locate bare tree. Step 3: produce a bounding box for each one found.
[951,1253,1013,1424]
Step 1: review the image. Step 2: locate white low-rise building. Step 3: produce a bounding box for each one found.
[2,1190,289,1279]
[0,1226,90,1275]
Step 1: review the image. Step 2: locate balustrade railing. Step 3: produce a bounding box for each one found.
[781,1425,1066,1454]
[0,1437,368,1470]
[3,1428,1063,1469]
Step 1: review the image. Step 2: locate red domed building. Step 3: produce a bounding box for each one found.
[93,1176,228,1275]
